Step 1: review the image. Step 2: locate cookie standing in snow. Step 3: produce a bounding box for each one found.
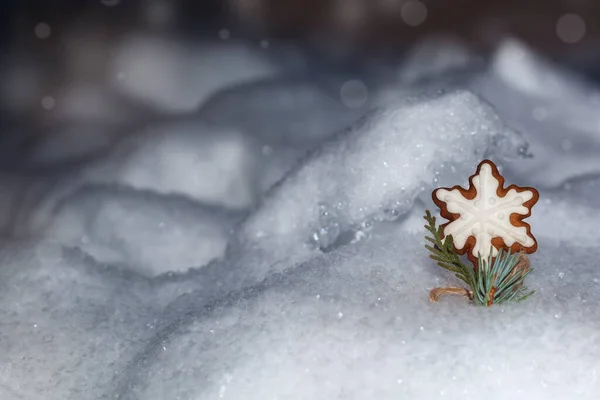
[432,159,539,267]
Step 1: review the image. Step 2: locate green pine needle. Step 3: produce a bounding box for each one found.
[423,210,535,306]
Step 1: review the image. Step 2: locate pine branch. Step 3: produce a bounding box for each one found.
[473,249,535,306]
[423,210,475,288]
[423,210,535,306]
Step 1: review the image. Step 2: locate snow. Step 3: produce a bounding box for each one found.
[199,78,361,149]
[47,185,242,277]
[474,39,600,188]
[116,231,600,400]
[2,32,600,400]
[81,121,262,210]
[231,90,527,271]
[486,39,594,102]
[0,243,158,400]
[530,196,600,248]
[23,122,123,168]
[49,82,156,125]
[198,78,365,191]
[109,34,281,113]
[397,36,480,84]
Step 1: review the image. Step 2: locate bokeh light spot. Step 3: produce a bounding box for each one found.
[340,80,368,109]
[556,14,586,44]
[401,1,427,27]
[34,23,51,39]
[41,96,56,110]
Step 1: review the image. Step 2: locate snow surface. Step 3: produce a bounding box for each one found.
[2,35,600,400]
[198,78,366,191]
[0,243,160,400]
[118,233,600,400]
[474,39,600,188]
[397,36,481,84]
[109,34,281,113]
[81,121,262,210]
[22,122,124,168]
[231,90,527,271]
[47,185,242,277]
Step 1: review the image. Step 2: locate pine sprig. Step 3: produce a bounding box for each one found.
[423,210,476,289]
[474,249,535,306]
[424,210,535,306]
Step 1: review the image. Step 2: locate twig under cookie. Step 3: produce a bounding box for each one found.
[424,210,535,306]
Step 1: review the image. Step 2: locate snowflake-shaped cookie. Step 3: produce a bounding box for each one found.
[432,160,539,265]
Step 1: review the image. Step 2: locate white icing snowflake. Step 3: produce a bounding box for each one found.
[433,160,538,261]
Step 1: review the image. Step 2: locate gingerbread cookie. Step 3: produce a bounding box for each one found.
[432,159,539,266]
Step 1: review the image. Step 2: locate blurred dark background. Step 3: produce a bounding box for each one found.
[5,0,600,59]
[2,0,600,151]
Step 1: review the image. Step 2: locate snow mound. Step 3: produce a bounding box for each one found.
[0,243,157,400]
[83,121,261,210]
[109,34,280,113]
[0,122,259,242]
[490,39,593,101]
[47,185,242,277]
[6,31,600,400]
[117,228,600,400]
[23,123,123,168]
[398,36,481,84]
[475,39,600,188]
[230,90,528,271]
[199,78,364,191]
[49,82,156,125]
[199,78,361,148]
